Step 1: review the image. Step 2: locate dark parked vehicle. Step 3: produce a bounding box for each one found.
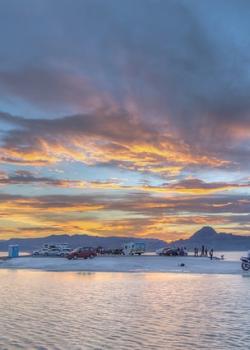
[67,247,97,260]
[95,247,124,255]
[111,248,124,255]
[157,247,188,256]
[159,248,179,256]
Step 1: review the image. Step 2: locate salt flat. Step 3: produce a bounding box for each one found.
[0,255,243,274]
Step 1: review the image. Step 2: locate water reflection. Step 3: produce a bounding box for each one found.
[0,270,250,349]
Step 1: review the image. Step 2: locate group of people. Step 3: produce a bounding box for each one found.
[176,247,188,256]
[194,245,214,260]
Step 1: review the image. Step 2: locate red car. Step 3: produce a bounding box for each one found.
[67,247,97,260]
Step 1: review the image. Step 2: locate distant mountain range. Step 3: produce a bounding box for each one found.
[1,226,250,252]
[0,234,166,252]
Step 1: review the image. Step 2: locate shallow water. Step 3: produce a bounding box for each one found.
[216,251,245,261]
[0,270,250,349]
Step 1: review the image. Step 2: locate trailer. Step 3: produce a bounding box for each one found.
[123,242,145,256]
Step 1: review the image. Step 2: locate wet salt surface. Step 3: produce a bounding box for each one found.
[0,255,243,274]
[0,270,250,350]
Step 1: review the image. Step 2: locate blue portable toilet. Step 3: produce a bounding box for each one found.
[8,245,19,258]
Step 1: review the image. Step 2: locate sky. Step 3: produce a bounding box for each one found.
[0,0,250,241]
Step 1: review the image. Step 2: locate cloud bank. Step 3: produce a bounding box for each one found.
[0,0,249,238]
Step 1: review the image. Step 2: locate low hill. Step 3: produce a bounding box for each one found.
[0,234,166,252]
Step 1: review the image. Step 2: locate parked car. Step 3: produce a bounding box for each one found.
[158,248,179,256]
[32,243,71,257]
[57,247,71,257]
[67,247,97,260]
[95,247,124,255]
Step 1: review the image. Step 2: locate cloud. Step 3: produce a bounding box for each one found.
[0,110,228,177]
[163,178,250,194]
[0,191,249,240]
[0,0,249,158]
[0,170,124,189]
[0,0,250,239]
[0,67,112,113]
[1,169,250,197]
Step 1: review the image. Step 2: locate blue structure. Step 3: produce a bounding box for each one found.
[8,245,19,258]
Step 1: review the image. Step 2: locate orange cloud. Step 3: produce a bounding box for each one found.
[0,111,229,176]
[0,192,249,240]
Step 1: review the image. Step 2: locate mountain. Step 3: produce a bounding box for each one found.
[1,226,250,253]
[169,226,250,251]
[0,234,166,252]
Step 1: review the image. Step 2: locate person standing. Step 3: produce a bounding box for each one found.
[209,248,214,260]
[194,247,199,257]
[201,245,205,256]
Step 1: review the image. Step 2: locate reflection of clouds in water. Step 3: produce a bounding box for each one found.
[0,270,250,349]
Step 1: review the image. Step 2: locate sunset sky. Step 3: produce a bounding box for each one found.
[0,0,250,240]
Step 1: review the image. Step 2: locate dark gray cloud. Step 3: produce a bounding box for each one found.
[0,170,72,187]
[0,191,249,217]
[113,192,250,216]
[0,67,109,113]
[0,0,249,173]
[0,0,249,146]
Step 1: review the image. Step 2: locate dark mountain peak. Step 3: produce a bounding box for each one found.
[190,226,218,240]
[167,226,250,250]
